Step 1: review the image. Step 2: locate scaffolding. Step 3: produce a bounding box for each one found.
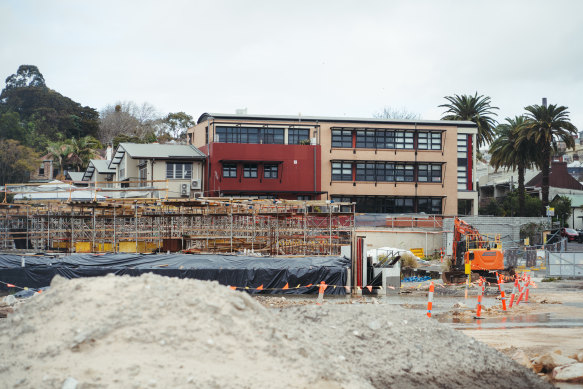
[0,198,355,256]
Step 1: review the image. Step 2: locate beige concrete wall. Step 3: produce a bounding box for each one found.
[319,122,459,215]
[356,227,445,257]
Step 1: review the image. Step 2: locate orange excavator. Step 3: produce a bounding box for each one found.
[442,217,513,283]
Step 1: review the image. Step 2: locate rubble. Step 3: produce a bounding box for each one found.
[552,363,583,382]
[0,274,552,388]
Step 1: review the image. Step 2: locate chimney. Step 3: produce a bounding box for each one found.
[106,145,113,161]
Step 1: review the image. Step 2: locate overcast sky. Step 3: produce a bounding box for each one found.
[2,0,583,131]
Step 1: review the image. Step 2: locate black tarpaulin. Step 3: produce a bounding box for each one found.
[0,254,350,295]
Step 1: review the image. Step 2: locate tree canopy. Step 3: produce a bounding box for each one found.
[0,65,99,147]
[440,93,498,148]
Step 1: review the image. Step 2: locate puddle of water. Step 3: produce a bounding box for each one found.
[436,312,583,330]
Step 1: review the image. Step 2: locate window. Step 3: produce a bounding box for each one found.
[288,129,310,145]
[166,162,192,179]
[261,128,284,144]
[355,162,376,181]
[418,132,442,150]
[264,164,278,179]
[457,166,468,190]
[355,130,376,148]
[417,164,442,183]
[118,168,124,180]
[331,162,352,181]
[205,127,209,144]
[215,127,284,144]
[457,134,470,190]
[395,164,414,182]
[223,164,237,178]
[332,130,352,148]
[373,130,386,149]
[394,131,414,149]
[39,163,45,176]
[394,197,414,213]
[418,198,442,214]
[243,164,258,178]
[297,195,311,200]
[139,163,147,185]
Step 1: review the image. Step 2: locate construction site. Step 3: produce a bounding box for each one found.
[1,189,583,388]
[0,195,355,256]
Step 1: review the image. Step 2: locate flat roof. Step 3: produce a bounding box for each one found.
[197,112,477,128]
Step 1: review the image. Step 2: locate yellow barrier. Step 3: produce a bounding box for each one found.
[410,248,424,258]
[75,241,92,253]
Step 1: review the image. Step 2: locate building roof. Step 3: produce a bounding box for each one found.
[552,194,583,208]
[197,112,478,128]
[82,159,116,181]
[526,162,583,191]
[109,143,206,168]
[67,172,85,182]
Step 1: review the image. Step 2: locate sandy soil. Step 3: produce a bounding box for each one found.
[0,274,552,389]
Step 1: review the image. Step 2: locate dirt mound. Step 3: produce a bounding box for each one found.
[0,274,551,388]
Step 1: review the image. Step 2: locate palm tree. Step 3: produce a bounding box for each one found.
[440,93,499,148]
[489,116,540,216]
[68,136,103,171]
[46,140,73,179]
[521,104,578,210]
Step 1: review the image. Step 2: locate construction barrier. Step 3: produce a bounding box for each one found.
[496,273,507,311]
[317,281,327,305]
[475,278,484,319]
[427,281,434,318]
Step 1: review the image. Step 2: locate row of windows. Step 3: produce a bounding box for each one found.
[331,196,443,214]
[215,127,310,145]
[332,129,442,150]
[332,162,442,183]
[222,163,279,179]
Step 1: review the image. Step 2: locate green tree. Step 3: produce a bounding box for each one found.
[0,65,99,141]
[3,65,46,90]
[0,139,40,185]
[0,111,26,142]
[46,140,73,179]
[67,136,103,171]
[162,112,195,141]
[479,199,504,216]
[550,195,572,227]
[439,92,499,148]
[521,104,578,209]
[489,116,540,216]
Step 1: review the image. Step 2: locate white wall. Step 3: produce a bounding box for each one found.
[356,227,445,258]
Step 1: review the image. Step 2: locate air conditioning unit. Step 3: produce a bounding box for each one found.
[181,183,189,197]
[191,180,200,190]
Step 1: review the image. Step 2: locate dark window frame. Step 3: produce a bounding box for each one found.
[264,164,278,179]
[222,163,237,178]
[243,164,258,178]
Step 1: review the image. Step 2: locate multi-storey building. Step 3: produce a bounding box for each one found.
[189,113,478,214]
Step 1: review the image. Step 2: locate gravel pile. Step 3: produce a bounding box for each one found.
[0,274,551,388]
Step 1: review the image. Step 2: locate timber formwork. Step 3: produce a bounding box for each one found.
[0,199,354,255]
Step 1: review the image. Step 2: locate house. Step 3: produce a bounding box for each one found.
[108,143,206,199]
[551,194,583,229]
[29,155,57,183]
[526,162,583,200]
[82,160,115,187]
[188,113,478,215]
